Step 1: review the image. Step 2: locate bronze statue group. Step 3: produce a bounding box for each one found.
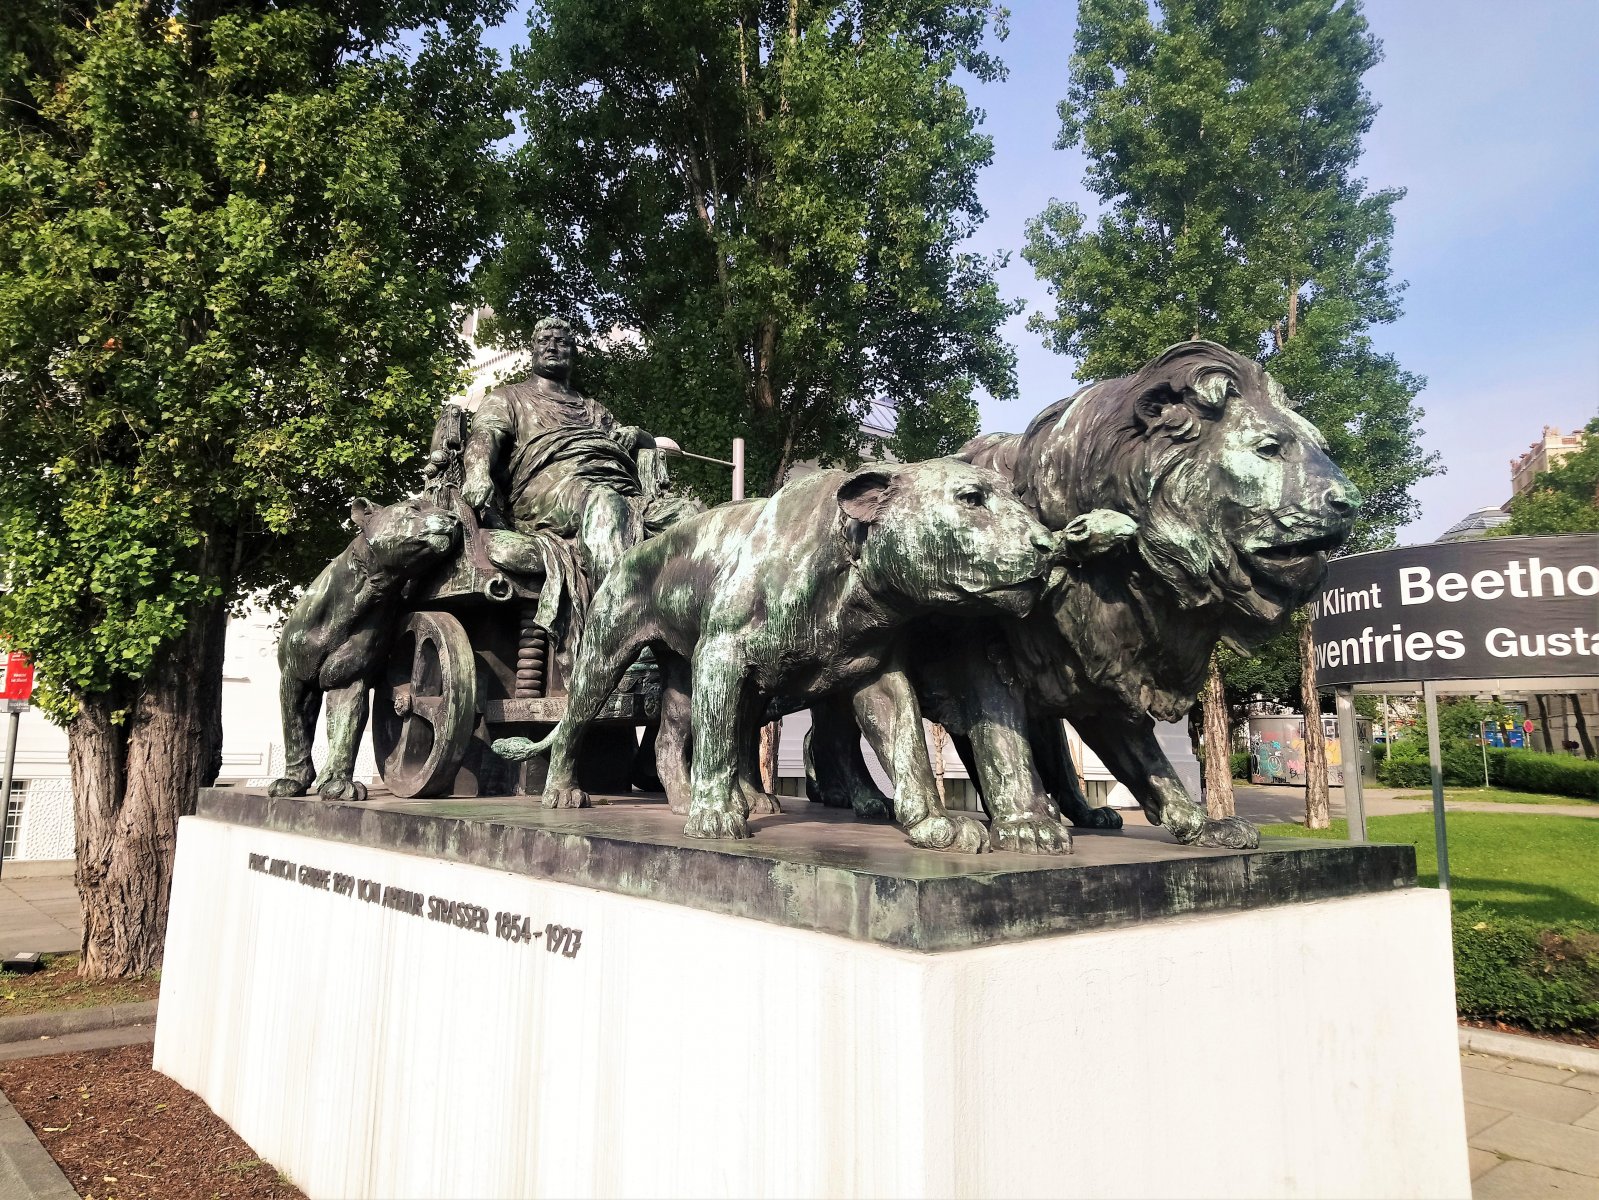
[273,324,1360,856]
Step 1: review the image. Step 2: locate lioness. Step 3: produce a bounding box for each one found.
[270,497,459,802]
[819,341,1361,851]
[495,459,1058,852]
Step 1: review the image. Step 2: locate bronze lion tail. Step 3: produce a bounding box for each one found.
[490,733,556,762]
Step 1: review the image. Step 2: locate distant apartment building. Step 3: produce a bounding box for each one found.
[1510,425,1588,497]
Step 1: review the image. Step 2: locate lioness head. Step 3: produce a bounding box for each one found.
[351,496,460,583]
[836,459,1055,617]
[1018,341,1361,630]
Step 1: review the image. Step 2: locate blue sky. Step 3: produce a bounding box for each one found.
[484,2,1599,543]
[960,0,1599,544]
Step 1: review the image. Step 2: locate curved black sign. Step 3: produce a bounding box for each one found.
[1309,534,1598,686]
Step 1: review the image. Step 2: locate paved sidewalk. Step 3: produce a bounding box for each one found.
[0,867,81,960]
[1463,1048,1599,1198]
[0,1086,77,1200]
[1228,781,1599,824]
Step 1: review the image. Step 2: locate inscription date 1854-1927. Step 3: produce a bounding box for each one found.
[246,851,583,958]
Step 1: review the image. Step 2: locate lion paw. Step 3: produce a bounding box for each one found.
[684,806,751,840]
[317,776,367,803]
[1073,805,1123,831]
[905,812,990,854]
[991,814,1072,855]
[268,775,311,799]
[746,791,782,816]
[541,781,591,809]
[851,790,891,819]
[1187,816,1260,850]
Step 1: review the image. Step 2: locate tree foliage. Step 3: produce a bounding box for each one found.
[0,0,510,976]
[1023,0,1439,792]
[0,0,511,717]
[1495,416,1599,536]
[481,0,1019,497]
[1022,0,1435,550]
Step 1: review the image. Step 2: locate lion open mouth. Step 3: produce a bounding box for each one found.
[1250,531,1345,565]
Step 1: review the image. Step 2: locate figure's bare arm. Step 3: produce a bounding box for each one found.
[461,402,509,509]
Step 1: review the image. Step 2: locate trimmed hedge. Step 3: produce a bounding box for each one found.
[1230,750,1250,780]
[1377,755,1431,788]
[1502,750,1599,800]
[1374,745,1599,797]
[1452,905,1599,1032]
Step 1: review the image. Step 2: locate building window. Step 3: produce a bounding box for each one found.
[3,780,23,860]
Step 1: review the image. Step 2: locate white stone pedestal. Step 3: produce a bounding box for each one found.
[155,809,1470,1200]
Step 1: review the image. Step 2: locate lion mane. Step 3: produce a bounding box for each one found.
[960,340,1356,721]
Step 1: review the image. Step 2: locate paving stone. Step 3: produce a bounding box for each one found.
[1463,1066,1599,1124]
[1502,1060,1586,1085]
[1474,1114,1599,1179]
[1577,1103,1599,1133]
[1467,1101,1512,1136]
[1567,1074,1599,1095]
[1463,1051,1509,1072]
[1473,1160,1599,1200]
[1470,1148,1503,1180]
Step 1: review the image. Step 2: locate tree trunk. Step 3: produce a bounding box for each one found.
[1569,694,1595,759]
[1534,693,1553,753]
[1201,651,1233,819]
[929,721,947,805]
[1299,617,1330,830]
[68,596,227,979]
[759,718,781,793]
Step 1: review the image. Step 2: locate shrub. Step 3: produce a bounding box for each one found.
[1452,905,1599,1032]
[1377,756,1431,788]
[1371,742,1389,767]
[1230,750,1250,780]
[1502,750,1599,800]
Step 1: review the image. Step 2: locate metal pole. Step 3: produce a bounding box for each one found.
[1480,721,1490,789]
[0,710,19,883]
[1335,686,1366,843]
[731,437,745,501]
[1423,680,1450,891]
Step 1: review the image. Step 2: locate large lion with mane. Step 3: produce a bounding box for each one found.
[812,340,1361,852]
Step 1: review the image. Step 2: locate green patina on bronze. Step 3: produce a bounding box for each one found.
[494,458,1070,852]
[270,498,460,802]
[815,341,1360,852]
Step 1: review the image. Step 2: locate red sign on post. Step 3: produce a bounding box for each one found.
[1,653,34,703]
[1523,720,1535,735]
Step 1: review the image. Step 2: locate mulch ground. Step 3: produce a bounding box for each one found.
[1,955,161,1019]
[0,1043,305,1200]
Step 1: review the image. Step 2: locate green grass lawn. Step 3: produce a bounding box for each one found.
[1391,787,1598,808]
[1260,812,1599,927]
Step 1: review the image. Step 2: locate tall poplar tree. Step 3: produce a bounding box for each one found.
[0,0,510,976]
[480,1,1018,498]
[1023,0,1435,825]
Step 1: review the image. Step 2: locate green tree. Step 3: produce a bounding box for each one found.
[1495,416,1599,535]
[480,0,1018,499]
[0,0,511,976]
[1022,0,1436,825]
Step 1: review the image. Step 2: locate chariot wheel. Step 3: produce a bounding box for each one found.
[374,610,477,798]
